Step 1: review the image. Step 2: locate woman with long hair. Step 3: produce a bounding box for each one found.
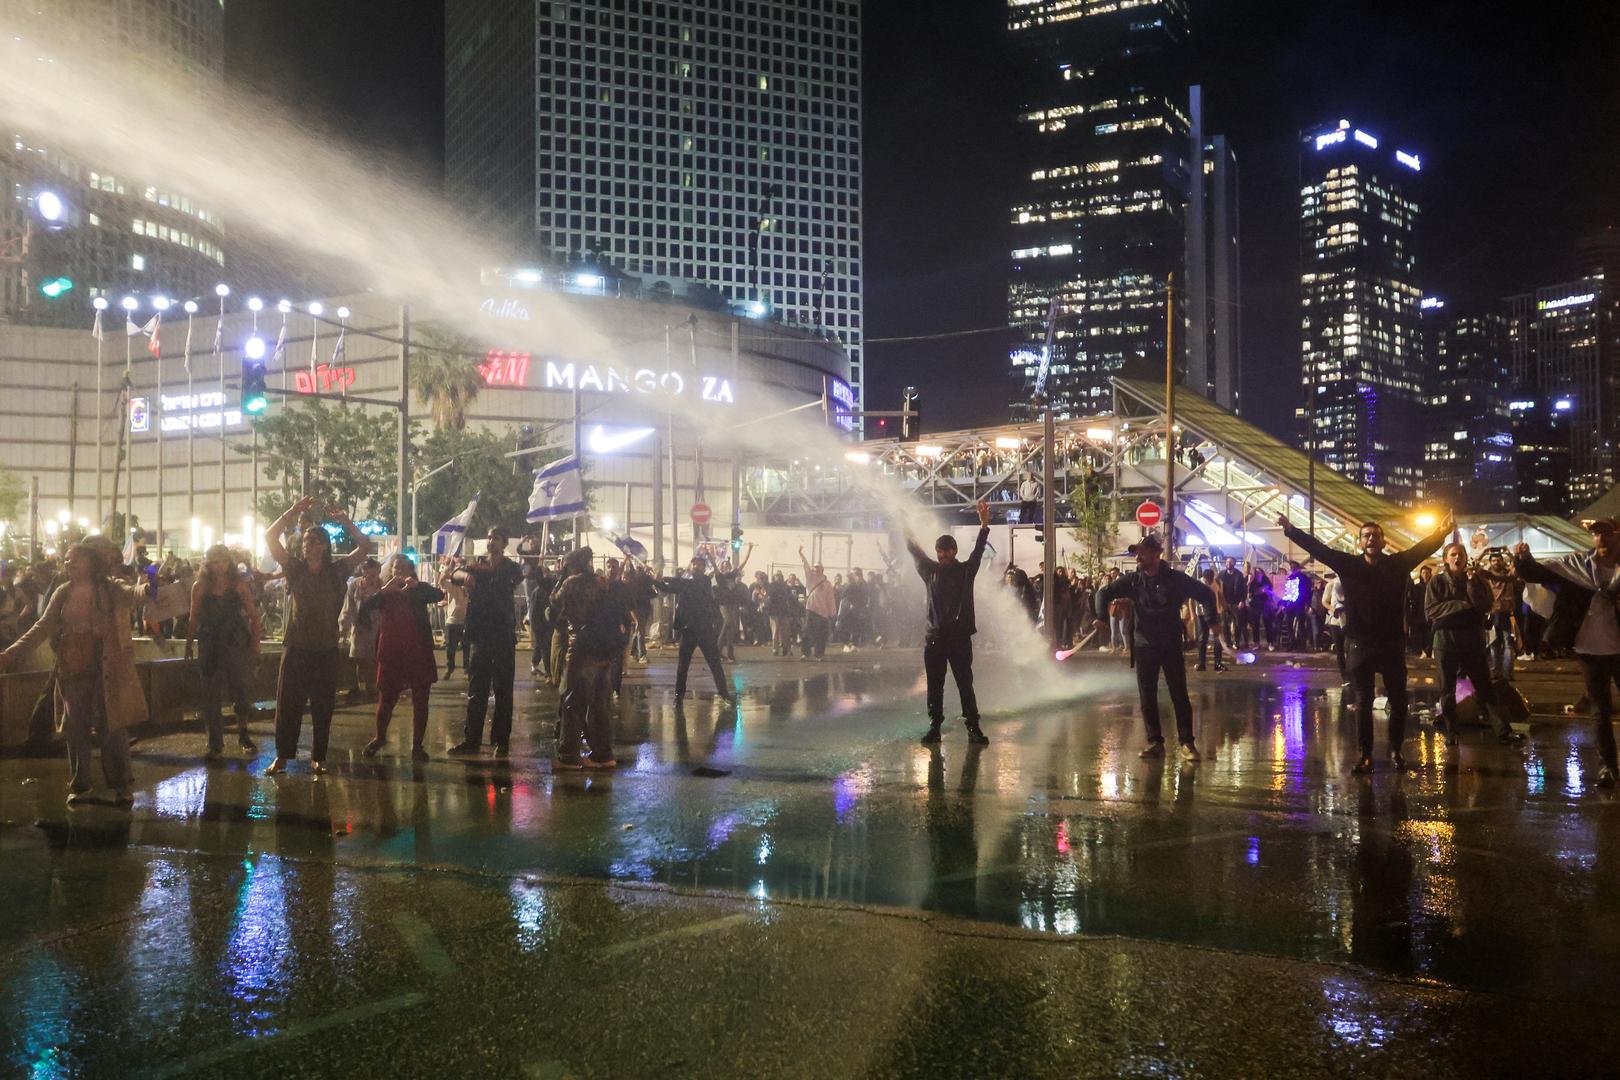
[341,556,384,703]
[184,544,262,758]
[264,496,373,776]
[361,554,443,762]
[0,541,146,806]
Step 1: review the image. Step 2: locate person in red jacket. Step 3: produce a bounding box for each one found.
[361,554,444,762]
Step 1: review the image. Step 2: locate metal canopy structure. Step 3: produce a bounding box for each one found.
[739,376,1591,562]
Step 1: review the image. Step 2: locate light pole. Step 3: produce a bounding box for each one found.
[410,457,455,554]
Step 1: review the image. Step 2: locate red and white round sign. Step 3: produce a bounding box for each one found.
[1135,501,1162,529]
[690,503,712,525]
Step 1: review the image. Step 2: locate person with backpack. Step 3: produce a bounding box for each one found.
[1425,542,1528,749]
[553,547,630,768]
[906,499,993,745]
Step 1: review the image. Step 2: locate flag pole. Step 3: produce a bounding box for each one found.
[124,309,133,551]
[217,293,227,533]
[155,312,164,556]
[185,310,195,523]
[94,307,104,530]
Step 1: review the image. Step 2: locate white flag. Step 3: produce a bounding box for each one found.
[126,316,142,336]
[431,493,479,557]
[91,309,104,342]
[526,454,586,522]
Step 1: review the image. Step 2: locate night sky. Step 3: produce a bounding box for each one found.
[226,1,1620,439]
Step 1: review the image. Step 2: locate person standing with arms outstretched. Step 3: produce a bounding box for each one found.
[1092,533,1218,761]
[447,526,526,758]
[1514,520,1620,785]
[655,556,735,707]
[1278,510,1450,773]
[263,496,373,776]
[906,499,992,746]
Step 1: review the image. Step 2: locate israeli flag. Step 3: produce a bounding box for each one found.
[609,533,648,561]
[526,454,587,522]
[431,493,479,557]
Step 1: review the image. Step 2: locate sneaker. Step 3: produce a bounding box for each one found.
[1194,663,1207,672]
[1351,756,1374,774]
[1179,742,1202,762]
[310,760,326,776]
[1213,662,1229,672]
[446,741,481,757]
[965,723,990,746]
[1498,729,1528,745]
[65,790,89,807]
[1598,765,1618,788]
[920,725,943,745]
[410,746,430,763]
[1388,751,1406,771]
[265,757,288,775]
[1139,741,1166,760]
[492,742,510,759]
[362,738,384,759]
[842,644,855,654]
[237,736,257,753]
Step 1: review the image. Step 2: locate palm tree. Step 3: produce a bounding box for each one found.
[411,324,486,431]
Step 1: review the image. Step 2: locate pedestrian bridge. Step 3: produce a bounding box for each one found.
[742,377,1590,562]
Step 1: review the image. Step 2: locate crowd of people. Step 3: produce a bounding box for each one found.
[1,493,1617,800]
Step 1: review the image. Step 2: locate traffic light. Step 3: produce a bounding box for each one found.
[730,524,744,554]
[241,358,268,414]
[900,386,920,442]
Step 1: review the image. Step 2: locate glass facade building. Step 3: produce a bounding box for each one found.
[444,0,864,402]
[1505,274,1617,512]
[1420,304,1512,513]
[1006,0,1194,420]
[0,0,226,327]
[1298,119,1424,504]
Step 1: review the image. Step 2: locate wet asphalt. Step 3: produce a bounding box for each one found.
[1,645,1616,1078]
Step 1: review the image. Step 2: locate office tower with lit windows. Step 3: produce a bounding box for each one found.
[1504,268,1618,511]
[1007,0,1202,420]
[1419,302,1512,513]
[0,0,226,326]
[1298,119,1424,504]
[445,0,865,401]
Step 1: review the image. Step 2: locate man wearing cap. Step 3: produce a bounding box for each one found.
[1092,533,1218,761]
[1278,511,1451,773]
[905,499,993,745]
[1514,519,1620,785]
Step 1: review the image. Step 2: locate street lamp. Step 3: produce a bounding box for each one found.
[120,296,138,312]
[92,296,108,312]
[276,299,291,314]
[307,301,324,316]
[336,306,351,320]
[151,295,171,312]
[246,296,264,312]
[183,300,198,315]
[214,283,231,299]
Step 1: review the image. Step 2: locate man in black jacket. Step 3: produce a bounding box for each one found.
[1092,533,1218,761]
[1515,521,1620,784]
[447,526,527,759]
[906,499,992,745]
[1279,511,1450,773]
[1216,556,1247,648]
[656,556,735,706]
[1425,542,1527,748]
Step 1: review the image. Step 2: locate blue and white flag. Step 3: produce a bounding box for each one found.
[526,454,586,522]
[608,533,648,562]
[431,493,479,557]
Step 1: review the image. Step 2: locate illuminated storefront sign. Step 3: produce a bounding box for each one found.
[156,391,243,433]
[1395,150,1422,171]
[1314,128,1346,151]
[826,375,855,431]
[294,364,356,394]
[480,350,736,404]
[479,297,531,321]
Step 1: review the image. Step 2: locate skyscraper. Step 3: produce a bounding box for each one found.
[1505,271,1617,511]
[1298,119,1424,504]
[0,0,226,326]
[1420,302,1512,513]
[444,1,864,401]
[1006,0,1193,419]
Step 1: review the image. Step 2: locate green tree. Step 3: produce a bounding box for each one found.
[411,425,554,545]
[411,323,487,432]
[0,467,25,524]
[1068,468,1121,579]
[245,399,406,528]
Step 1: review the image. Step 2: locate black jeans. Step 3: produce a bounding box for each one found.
[1329,626,1348,681]
[801,611,829,658]
[1345,638,1408,757]
[676,626,730,698]
[275,646,339,761]
[1196,619,1223,668]
[923,633,978,724]
[463,636,516,746]
[529,617,550,671]
[1437,646,1511,735]
[1578,653,1620,768]
[444,623,470,671]
[1135,642,1194,745]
